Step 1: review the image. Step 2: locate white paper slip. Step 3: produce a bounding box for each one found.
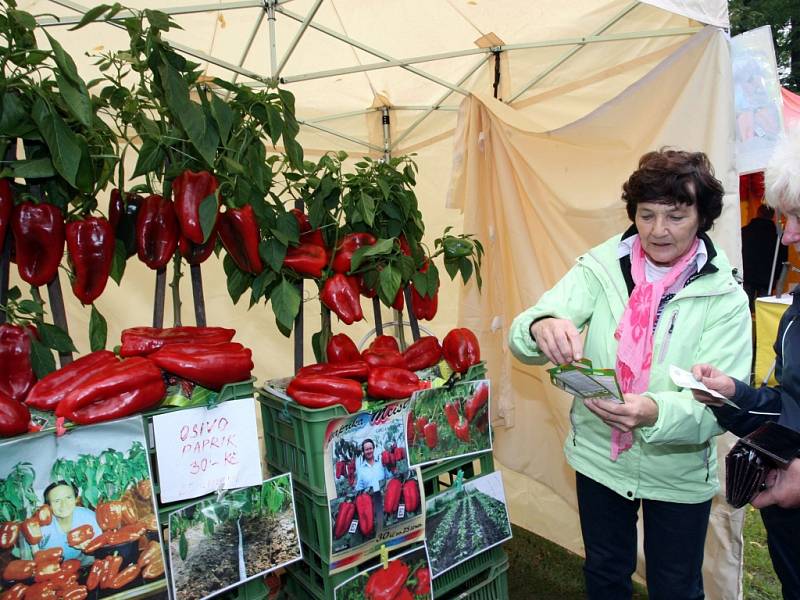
[669,365,741,409]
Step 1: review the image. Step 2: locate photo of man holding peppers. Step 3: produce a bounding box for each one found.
[39,481,99,566]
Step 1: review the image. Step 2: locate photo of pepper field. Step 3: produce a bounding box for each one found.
[407,380,491,468]
[425,471,512,577]
[168,475,300,600]
[333,545,432,600]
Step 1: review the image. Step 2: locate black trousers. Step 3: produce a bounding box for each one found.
[761,505,800,600]
[576,471,711,600]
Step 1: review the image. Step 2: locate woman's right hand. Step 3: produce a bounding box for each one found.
[690,363,736,406]
[530,318,583,365]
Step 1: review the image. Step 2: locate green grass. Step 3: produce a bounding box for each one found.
[742,506,781,599]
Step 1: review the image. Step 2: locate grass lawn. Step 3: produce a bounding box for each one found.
[506,507,780,599]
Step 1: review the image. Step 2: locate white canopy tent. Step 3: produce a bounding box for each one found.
[15,1,744,597]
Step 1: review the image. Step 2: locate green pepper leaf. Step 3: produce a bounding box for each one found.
[271,278,300,337]
[265,105,283,145]
[11,158,55,179]
[350,238,394,272]
[44,32,93,127]
[29,338,56,379]
[209,92,234,144]
[458,256,473,284]
[31,98,80,187]
[37,323,78,353]
[132,138,165,179]
[261,238,287,273]
[110,240,127,285]
[89,306,108,352]
[250,269,277,308]
[199,193,219,243]
[378,265,402,308]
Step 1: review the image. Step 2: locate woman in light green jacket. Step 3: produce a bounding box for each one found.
[509,150,751,600]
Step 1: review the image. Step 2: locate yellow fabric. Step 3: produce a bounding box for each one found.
[754,296,792,386]
[450,27,743,599]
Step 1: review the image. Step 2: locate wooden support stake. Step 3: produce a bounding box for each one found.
[403,286,421,342]
[190,264,206,326]
[153,268,166,328]
[372,296,383,336]
[46,275,73,367]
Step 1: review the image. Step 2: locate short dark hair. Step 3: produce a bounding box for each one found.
[43,480,79,504]
[756,204,775,220]
[361,438,375,451]
[622,149,724,232]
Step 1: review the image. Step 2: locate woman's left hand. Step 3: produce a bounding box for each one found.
[583,393,658,432]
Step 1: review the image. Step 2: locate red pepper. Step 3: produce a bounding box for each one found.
[407,411,416,445]
[357,275,377,299]
[326,333,360,364]
[55,357,166,424]
[286,375,363,413]
[33,560,60,583]
[11,202,65,287]
[218,204,263,275]
[321,274,363,325]
[21,583,56,600]
[120,326,236,357]
[66,524,95,549]
[364,559,409,600]
[413,566,431,595]
[367,367,429,400]
[423,422,438,449]
[173,170,218,244]
[466,382,489,422]
[0,583,27,600]
[149,342,253,390]
[383,478,402,515]
[444,402,460,431]
[0,521,20,549]
[332,233,376,274]
[290,209,327,248]
[0,179,12,247]
[33,549,62,565]
[391,287,404,311]
[82,533,108,555]
[99,555,122,589]
[61,585,87,600]
[65,216,115,305]
[0,392,30,437]
[141,558,164,580]
[108,564,140,590]
[346,459,356,487]
[442,328,481,374]
[109,189,142,259]
[94,500,137,532]
[283,242,327,278]
[354,493,374,537]
[381,449,396,471]
[296,360,368,382]
[21,517,42,545]
[135,194,179,270]
[25,350,118,411]
[475,411,489,433]
[410,285,438,321]
[2,560,34,581]
[35,505,52,526]
[85,558,104,590]
[368,335,399,354]
[137,540,162,568]
[0,324,36,403]
[362,349,407,370]
[454,418,471,442]
[335,460,347,479]
[393,445,405,462]
[333,500,355,539]
[414,416,428,438]
[403,336,442,372]
[178,221,218,265]
[402,479,420,513]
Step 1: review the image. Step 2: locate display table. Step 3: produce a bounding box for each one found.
[754,295,792,386]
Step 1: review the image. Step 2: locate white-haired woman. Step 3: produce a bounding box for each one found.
[693,126,800,599]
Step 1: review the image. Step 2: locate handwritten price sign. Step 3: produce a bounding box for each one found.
[152,398,262,502]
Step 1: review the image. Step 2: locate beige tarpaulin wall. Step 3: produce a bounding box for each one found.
[449,27,744,599]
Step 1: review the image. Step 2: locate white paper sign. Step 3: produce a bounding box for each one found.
[152,398,262,502]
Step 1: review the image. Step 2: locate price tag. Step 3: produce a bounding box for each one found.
[348,519,359,535]
[397,504,405,519]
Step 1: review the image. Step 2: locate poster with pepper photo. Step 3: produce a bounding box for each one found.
[333,544,433,599]
[326,400,425,574]
[0,416,167,599]
[406,379,491,468]
[167,473,301,600]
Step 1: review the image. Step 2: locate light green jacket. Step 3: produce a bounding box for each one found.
[509,233,752,503]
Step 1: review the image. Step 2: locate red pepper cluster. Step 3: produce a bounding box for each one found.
[363,559,431,599]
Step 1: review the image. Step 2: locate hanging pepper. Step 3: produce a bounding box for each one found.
[296,360,369,382]
[320,274,363,325]
[21,517,42,545]
[26,350,118,412]
[364,559,409,600]
[290,209,326,249]
[66,217,115,305]
[393,445,405,462]
[410,285,438,321]
[56,357,166,425]
[149,342,254,390]
[381,449,397,472]
[287,375,363,413]
[407,411,416,445]
[108,189,142,259]
[346,459,356,487]
[413,566,431,595]
[354,493,374,537]
[66,524,94,550]
[466,382,489,422]
[368,335,399,354]
[0,324,37,403]
[414,416,428,438]
[442,328,481,374]
[454,418,471,442]
[179,221,218,265]
[423,422,438,449]
[333,500,355,539]
[444,402,460,431]
[0,179,12,247]
[362,349,406,370]
[173,170,218,244]
[403,336,442,371]
[0,521,20,549]
[136,194,179,270]
[402,479,420,513]
[367,367,429,400]
[335,460,347,479]
[0,392,30,437]
[383,478,402,514]
[326,333,360,364]
[218,204,263,275]
[11,202,65,287]
[391,287,404,311]
[332,232,376,274]
[120,326,236,357]
[283,243,327,278]
[2,560,34,582]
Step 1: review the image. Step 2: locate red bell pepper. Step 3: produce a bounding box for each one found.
[95,500,137,532]
[25,350,118,411]
[444,402,460,431]
[136,194,179,270]
[362,349,406,370]
[108,564,140,590]
[109,189,142,259]
[23,583,56,600]
[413,566,431,595]
[66,524,94,550]
[367,367,429,400]
[364,559,409,600]
[61,585,87,600]
[0,391,30,437]
[82,533,108,555]
[0,179,12,247]
[321,274,363,325]
[442,328,481,374]
[283,242,327,278]
[407,411,416,445]
[0,324,36,403]
[423,422,438,449]
[137,540,162,568]
[33,548,62,565]
[391,287,404,311]
[55,357,166,424]
[120,326,236,357]
[2,560,34,582]
[335,460,346,479]
[66,216,115,305]
[141,558,164,580]
[403,336,442,372]
[149,342,254,390]
[11,202,65,287]
[178,221,218,265]
[466,382,489,422]
[402,479,420,513]
[173,170,218,244]
[414,416,428,438]
[332,232,376,274]
[411,285,438,321]
[326,333,360,364]
[393,445,405,461]
[286,375,364,413]
[368,335,399,354]
[290,209,326,248]
[296,360,369,382]
[354,493,374,537]
[383,478,402,515]
[333,500,355,539]
[99,555,123,589]
[35,505,52,526]
[1,583,27,600]
[454,418,471,442]
[21,517,42,545]
[218,204,263,274]
[0,521,20,549]
[381,449,396,471]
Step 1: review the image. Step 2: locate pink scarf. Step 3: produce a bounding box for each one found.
[611,236,699,460]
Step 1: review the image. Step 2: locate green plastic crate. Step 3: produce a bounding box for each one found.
[286,539,358,599]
